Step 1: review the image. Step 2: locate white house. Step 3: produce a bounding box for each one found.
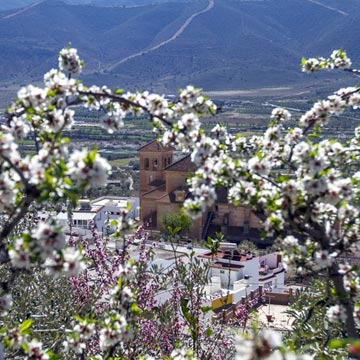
[56,196,139,234]
[198,243,285,309]
[258,253,285,291]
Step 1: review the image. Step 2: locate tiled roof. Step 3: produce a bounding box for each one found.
[138,140,174,152]
[211,261,244,270]
[165,155,197,172]
[142,188,167,200]
[148,179,166,187]
[168,186,190,203]
[199,250,257,262]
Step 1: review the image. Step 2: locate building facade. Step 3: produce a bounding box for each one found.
[56,196,139,234]
[139,140,270,244]
[199,243,285,310]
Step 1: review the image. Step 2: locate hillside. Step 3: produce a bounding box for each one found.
[0,0,191,11]
[0,0,204,82]
[105,0,359,92]
[0,0,360,98]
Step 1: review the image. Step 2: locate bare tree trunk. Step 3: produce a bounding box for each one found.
[331,264,357,338]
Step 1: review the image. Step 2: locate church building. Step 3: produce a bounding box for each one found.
[138,140,269,245]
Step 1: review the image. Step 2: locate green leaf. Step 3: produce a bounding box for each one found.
[72,315,83,323]
[181,298,193,326]
[201,306,213,314]
[131,302,141,315]
[329,338,349,349]
[47,352,63,360]
[329,339,343,349]
[277,175,289,183]
[20,319,32,335]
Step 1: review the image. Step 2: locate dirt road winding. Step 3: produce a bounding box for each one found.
[306,0,348,16]
[1,1,46,20]
[106,0,214,72]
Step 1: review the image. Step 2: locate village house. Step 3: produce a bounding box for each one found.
[199,242,286,310]
[146,242,287,320]
[56,196,139,234]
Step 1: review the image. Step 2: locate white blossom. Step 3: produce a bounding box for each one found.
[27,339,49,360]
[248,156,270,176]
[0,294,12,315]
[0,133,18,159]
[67,149,111,188]
[62,248,85,277]
[327,304,347,323]
[63,338,86,354]
[44,69,78,95]
[32,222,66,257]
[58,47,82,74]
[330,49,351,69]
[0,172,17,212]
[283,235,299,250]
[292,142,310,161]
[328,95,346,115]
[99,314,128,351]
[9,238,31,269]
[17,85,46,110]
[302,57,325,73]
[314,250,335,267]
[271,107,291,122]
[6,117,30,139]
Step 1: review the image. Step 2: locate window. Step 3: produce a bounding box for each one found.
[153,159,158,170]
[244,220,249,234]
[144,158,149,169]
[174,190,186,202]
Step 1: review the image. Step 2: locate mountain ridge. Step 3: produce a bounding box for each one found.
[0,0,192,11]
[0,0,359,96]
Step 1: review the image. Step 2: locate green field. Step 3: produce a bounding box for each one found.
[109,157,138,168]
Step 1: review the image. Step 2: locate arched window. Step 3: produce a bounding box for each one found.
[153,159,158,170]
[144,158,149,169]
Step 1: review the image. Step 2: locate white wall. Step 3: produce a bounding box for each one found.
[95,200,140,233]
[241,257,259,291]
[200,252,287,306]
[273,270,285,290]
[232,281,250,304]
[259,253,279,268]
[210,267,243,288]
[259,269,285,290]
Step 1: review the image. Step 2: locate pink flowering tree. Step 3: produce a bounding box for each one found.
[0,45,360,359]
[65,221,234,359]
